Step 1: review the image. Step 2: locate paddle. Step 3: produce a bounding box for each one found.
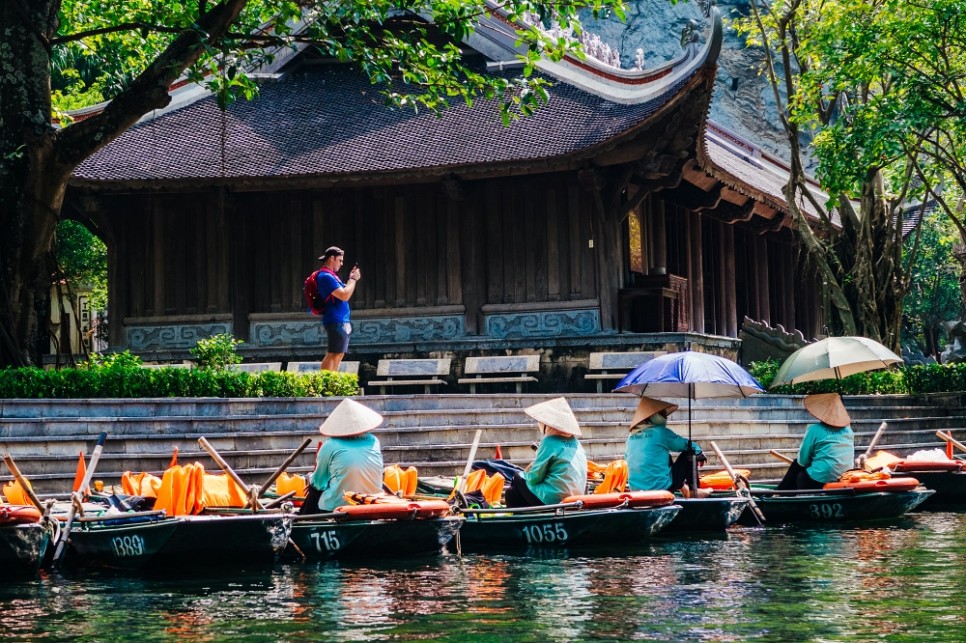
[257,437,313,500]
[936,430,966,455]
[197,436,260,509]
[856,421,888,468]
[769,450,793,464]
[709,440,765,524]
[52,432,108,566]
[1,451,45,511]
[457,429,483,494]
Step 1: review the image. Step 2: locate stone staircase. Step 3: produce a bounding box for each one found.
[3,393,966,494]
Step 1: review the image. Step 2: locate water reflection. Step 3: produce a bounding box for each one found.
[2,512,965,641]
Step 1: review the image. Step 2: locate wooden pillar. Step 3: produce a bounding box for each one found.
[688,210,705,333]
[720,222,737,337]
[781,243,795,327]
[650,200,667,274]
[755,235,770,324]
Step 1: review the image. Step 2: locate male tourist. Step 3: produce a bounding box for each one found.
[316,246,361,372]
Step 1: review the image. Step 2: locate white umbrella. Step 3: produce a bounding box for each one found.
[770,336,902,388]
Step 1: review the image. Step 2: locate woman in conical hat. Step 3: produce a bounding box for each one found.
[504,397,588,508]
[625,397,709,498]
[776,392,855,490]
[302,398,385,513]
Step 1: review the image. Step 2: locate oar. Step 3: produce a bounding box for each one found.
[457,429,483,494]
[709,441,765,525]
[856,421,888,468]
[937,430,966,454]
[1,451,45,511]
[52,432,107,566]
[197,436,258,509]
[257,437,313,500]
[769,450,793,464]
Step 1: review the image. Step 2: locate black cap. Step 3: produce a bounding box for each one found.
[318,246,344,261]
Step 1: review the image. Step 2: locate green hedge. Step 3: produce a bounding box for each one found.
[0,366,359,399]
[748,359,966,395]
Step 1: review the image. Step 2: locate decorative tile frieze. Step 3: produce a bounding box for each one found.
[250,315,465,347]
[485,309,600,339]
[126,323,232,351]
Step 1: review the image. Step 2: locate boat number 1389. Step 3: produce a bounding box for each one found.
[111,535,146,557]
[521,522,568,544]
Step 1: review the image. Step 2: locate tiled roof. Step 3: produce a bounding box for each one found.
[72,65,694,189]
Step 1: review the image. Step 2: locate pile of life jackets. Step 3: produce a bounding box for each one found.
[121,463,248,516]
[1,479,34,506]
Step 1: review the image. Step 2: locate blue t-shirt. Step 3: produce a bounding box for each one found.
[798,422,855,483]
[625,425,702,492]
[309,433,384,511]
[316,269,351,325]
[522,435,587,504]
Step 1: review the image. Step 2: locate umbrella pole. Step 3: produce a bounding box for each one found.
[689,383,698,495]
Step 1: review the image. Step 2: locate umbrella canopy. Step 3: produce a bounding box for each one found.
[770,336,902,387]
[613,351,764,399]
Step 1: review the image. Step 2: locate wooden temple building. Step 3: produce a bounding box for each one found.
[62,8,825,386]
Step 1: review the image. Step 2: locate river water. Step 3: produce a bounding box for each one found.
[3,511,965,641]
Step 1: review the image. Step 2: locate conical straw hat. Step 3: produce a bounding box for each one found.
[803,393,851,428]
[630,397,679,429]
[319,398,384,437]
[524,397,582,437]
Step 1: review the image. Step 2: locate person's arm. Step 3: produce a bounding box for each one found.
[664,428,699,454]
[524,440,555,485]
[798,425,817,467]
[330,272,359,301]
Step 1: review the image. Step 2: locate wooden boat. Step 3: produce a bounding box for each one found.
[289,512,463,559]
[62,511,182,570]
[147,512,293,567]
[454,492,681,551]
[660,495,750,532]
[0,505,53,578]
[740,483,935,525]
[888,460,966,505]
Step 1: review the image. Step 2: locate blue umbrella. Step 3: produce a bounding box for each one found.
[613,351,764,497]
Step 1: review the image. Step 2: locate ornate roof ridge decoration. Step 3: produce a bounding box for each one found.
[469,3,724,105]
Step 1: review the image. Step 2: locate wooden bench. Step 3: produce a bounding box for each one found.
[286,361,360,375]
[458,354,540,393]
[585,351,666,393]
[368,358,451,394]
[232,362,283,373]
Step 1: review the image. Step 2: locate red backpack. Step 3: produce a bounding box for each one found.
[303,269,327,316]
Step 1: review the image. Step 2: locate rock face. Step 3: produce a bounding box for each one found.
[584,0,791,163]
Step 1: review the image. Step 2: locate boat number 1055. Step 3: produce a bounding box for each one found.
[310,531,342,552]
[111,535,146,557]
[808,503,845,520]
[521,522,568,544]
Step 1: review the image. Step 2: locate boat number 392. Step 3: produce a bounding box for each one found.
[310,531,342,552]
[808,502,845,520]
[521,522,568,544]
[111,535,146,557]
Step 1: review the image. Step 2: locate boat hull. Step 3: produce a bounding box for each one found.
[661,497,749,532]
[456,505,681,552]
[290,515,462,559]
[741,488,934,525]
[149,514,292,567]
[66,516,181,570]
[0,523,50,579]
[891,471,966,505]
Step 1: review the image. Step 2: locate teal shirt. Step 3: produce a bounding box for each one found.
[798,422,855,483]
[309,434,384,511]
[625,425,702,492]
[523,435,588,505]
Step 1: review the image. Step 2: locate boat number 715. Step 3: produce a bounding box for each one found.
[808,503,845,520]
[521,522,568,544]
[310,530,342,552]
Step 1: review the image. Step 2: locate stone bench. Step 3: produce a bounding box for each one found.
[585,351,666,393]
[232,362,283,373]
[141,363,192,369]
[458,354,539,393]
[285,361,360,375]
[368,358,451,394]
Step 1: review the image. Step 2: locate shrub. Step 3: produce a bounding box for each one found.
[190,333,243,371]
